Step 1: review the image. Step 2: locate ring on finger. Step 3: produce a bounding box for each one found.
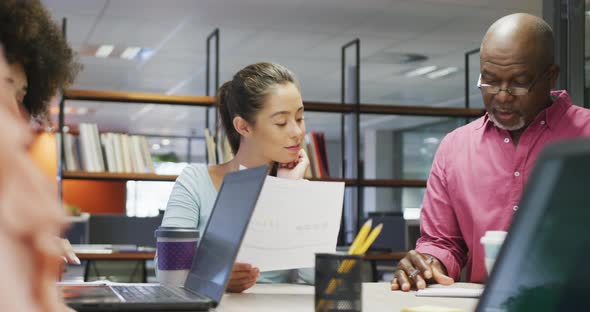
[408,269,420,279]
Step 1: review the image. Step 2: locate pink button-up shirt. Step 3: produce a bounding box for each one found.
[415,90,590,283]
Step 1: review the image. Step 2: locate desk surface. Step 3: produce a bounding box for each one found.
[76,252,156,260]
[364,251,407,261]
[73,245,156,260]
[215,283,479,312]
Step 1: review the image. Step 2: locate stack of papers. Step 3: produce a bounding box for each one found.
[401,306,465,312]
[415,284,484,298]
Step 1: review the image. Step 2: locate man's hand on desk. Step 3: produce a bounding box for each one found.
[390,250,454,292]
[226,262,259,293]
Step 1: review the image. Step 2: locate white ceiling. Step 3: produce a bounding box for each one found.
[43,0,542,144]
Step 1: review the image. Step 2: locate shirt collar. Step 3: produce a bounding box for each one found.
[475,114,492,131]
[473,90,572,131]
[543,90,572,130]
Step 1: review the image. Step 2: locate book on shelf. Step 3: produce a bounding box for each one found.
[120,134,133,173]
[301,140,313,179]
[204,129,217,165]
[100,133,115,173]
[78,123,93,171]
[317,132,330,177]
[204,129,234,165]
[218,132,234,164]
[304,132,330,179]
[140,136,155,172]
[61,123,155,174]
[56,132,80,171]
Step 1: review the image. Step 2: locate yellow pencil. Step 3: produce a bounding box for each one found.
[354,223,383,255]
[348,219,372,254]
[338,224,383,282]
[317,223,384,311]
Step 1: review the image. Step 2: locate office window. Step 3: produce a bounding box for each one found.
[125,162,191,217]
[125,134,206,217]
[361,115,467,180]
[126,180,175,217]
[467,50,485,109]
[401,118,467,180]
[361,116,469,220]
[362,187,426,216]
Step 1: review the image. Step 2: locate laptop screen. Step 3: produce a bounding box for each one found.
[184,165,268,306]
[477,139,590,311]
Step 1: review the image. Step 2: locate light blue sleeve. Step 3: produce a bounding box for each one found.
[161,166,201,229]
[161,165,214,231]
[257,269,315,284]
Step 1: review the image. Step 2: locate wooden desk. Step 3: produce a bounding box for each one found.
[75,250,156,283]
[364,251,407,261]
[363,251,408,281]
[76,251,155,260]
[215,283,479,312]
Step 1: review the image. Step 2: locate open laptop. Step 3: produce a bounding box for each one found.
[61,165,269,311]
[476,139,590,311]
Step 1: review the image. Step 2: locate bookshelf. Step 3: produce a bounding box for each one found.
[64,89,215,107]
[62,171,178,182]
[59,88,484,185]
[61,171,431,188]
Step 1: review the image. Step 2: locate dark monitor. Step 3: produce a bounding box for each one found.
[89,214,163,247]
[366,212,405,251]
[477,139,590,311]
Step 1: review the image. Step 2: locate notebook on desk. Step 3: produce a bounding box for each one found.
[61,165,268,311]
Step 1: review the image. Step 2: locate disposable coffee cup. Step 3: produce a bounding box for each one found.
[480,231,507,276]
[155,227,199,287]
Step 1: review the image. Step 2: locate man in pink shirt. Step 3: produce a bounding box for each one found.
[391,13,590,291]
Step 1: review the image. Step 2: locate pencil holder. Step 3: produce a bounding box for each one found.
[315,253,362,312]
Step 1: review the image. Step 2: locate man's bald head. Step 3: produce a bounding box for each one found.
[481,13,554,68]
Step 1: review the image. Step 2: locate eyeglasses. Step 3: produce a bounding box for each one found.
[477,67,551,96]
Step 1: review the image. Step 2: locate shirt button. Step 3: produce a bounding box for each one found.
[514,171,520,177]
[540,120,546,125]
[513,205,519,212]
[504,138,510,143]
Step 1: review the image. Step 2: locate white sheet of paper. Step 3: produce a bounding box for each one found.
[236,176,345,272]
[415,284,484,298]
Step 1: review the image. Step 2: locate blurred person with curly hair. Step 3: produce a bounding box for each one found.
[0,0,80,123]
[0,0,82,266]
[0,41,73,311]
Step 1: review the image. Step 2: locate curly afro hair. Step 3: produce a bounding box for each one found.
[0,0,80,120]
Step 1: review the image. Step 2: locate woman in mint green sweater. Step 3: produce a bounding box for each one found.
[160,62,313,293]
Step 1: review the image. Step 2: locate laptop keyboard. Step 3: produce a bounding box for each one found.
[112,286,197,303]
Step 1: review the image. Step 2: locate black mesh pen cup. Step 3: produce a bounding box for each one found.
[315,253,362,312]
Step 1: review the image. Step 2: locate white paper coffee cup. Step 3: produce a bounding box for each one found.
[480,230,507,276]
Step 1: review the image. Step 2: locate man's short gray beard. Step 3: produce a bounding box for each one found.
[489,113,526,131]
